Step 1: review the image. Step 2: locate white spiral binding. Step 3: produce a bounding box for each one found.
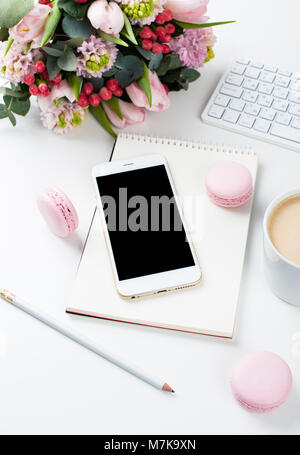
[118,133,256,156]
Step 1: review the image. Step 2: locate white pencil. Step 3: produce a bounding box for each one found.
[0,289,174,393]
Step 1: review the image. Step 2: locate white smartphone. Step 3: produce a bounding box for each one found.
[92,154,201,299]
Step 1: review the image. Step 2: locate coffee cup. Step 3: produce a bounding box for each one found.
[263,188,300,306]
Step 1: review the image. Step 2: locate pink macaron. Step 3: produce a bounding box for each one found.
[230,351,292,413]
[205,161,253,208]
[37,187,79,238]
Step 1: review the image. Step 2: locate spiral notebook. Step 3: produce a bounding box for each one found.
[66,134,258,338]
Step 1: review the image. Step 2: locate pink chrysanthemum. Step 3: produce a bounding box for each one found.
[39,100,87,135]
[115,0,165,26]
[170,28,216,69]
[76,35,118,79]
[0,41,42,84]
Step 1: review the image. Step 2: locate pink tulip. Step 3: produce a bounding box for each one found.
[9,4,52,48]
[38,80,76,112]
[165,0,208,23]
[126,70,170,112]
[102,100,146,129]
[87,0,124,36]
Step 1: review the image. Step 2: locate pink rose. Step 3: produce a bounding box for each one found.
[126,70,170,112]
[102,100,146,129]
[9,4,52,48]
[165,0,208,23]
[87,0,124,36]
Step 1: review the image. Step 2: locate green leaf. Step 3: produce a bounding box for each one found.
[105,97,123,120]
[43,46,63,57]
[0,27,9,41]
[97,30,129,47]
[57,48,77,71]
[0,87,28,98]
[4,37,14,56]
[63,37,84,48]
[3,96,30,116]
[8,110,16,127]
[58,0,92,20]
[174,20,236,29]
[0,0,33,28]
[180,68,200,82]
[90,77,104,91]
[137,60,152,108]
[90,104,117,139]
[62,15,94,40]
[47,55,60,80]
[157,54,181,76]
[67,74,82,100]
[121,13,137,45]
[0,104,8,119]
[149,53,163,71]
[41,1,62,47]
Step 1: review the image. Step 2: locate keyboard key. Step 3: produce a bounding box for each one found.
[290,80,300,91]
[270,124,300,144]
[243,78,259,90]
[231,63,246,75]
[208,105,225,119]
[258,82,273,95]
[250,61,264,69]
[274,75,290,88]
[257,94,273,107]
[273,87,289,99]
[260,71,275,83]
[289,104,300,116]
[275,112,291,125]
[253,118,271,133]
[259,108,276,121]
[289,91,300,104]
[229,99,245,111]
[223,109,240,123]
[242,90,258,103]
[264,65,278,73]
[245,67,260,79]
[244,103,260,116]
[214,94,230,107]
[238,114,255,128]
[236,58,249,65]
[226,73,244,86]
[292,117,300,129]
[278,70,292,77]
[220,84,243,98]
[272,99,288,112]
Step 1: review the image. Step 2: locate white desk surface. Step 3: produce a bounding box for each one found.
[0,0,300,435]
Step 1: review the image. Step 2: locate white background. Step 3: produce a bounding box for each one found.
[0,0,300,435]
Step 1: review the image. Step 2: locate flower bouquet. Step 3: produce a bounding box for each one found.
[0,0,233,137]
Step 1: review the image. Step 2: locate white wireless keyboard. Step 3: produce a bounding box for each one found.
[201,58,300,152]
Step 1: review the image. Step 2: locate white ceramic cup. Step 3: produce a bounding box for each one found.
[263,188,300,306]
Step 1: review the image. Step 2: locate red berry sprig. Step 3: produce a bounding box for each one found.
[139,10,175,55]
[77,79,123,108]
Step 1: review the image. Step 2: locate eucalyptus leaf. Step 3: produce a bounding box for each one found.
[67,74,82,100]
[47,55,60,79]
[0,87,28,98]
[157,54,181,76]
[43,47,63,57]
[41,1,62,47]
[3,96,30,116]
[0,104,8,119]
[0,0,33,28]
[8,111,16,127]
[58,48,77,71]
[149,53,163,71]
[89,77,104,91]
[0,28,9,41]
[90,104,117,139]
[180,68,200,82]
[58,0,92,20]
[97,30,129,47]
[136,46,153,60]
[137,60,152,107]
[174,20,235,29]
[62,15,94,40]
[63,37,84,48]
